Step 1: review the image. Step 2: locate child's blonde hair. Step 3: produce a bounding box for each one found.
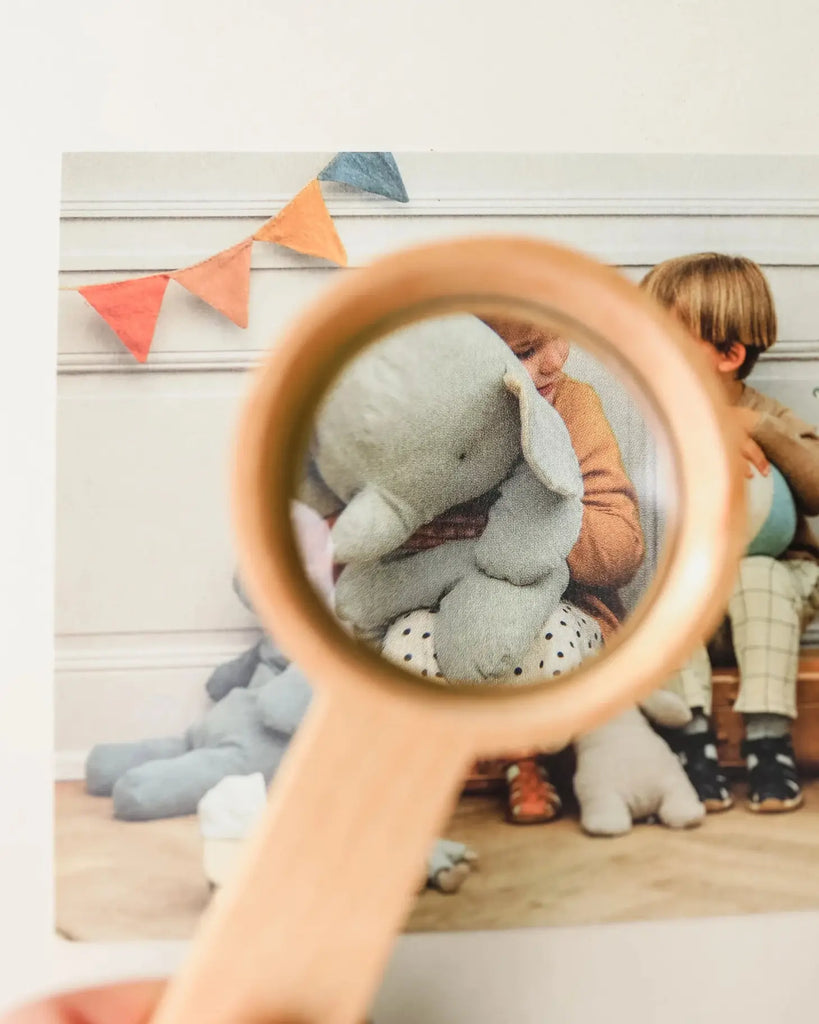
[640,253,777,380]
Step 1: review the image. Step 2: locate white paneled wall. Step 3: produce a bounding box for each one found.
[56,154,819,777]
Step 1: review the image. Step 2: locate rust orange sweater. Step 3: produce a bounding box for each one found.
[554,374,645,639]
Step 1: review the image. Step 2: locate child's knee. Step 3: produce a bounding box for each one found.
[737,555,797,599]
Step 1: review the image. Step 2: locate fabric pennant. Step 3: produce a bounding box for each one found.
[172,238,253,328]
[318,152,409,203]
[253,179,347,266]
[78,274,170,362]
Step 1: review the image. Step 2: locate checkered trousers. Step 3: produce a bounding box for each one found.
[665,555,819,718]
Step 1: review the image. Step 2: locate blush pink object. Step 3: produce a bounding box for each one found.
[291,501,335,605]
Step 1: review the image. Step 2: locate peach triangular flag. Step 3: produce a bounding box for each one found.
[171,238,253,328]
[78,274,170,362]
[254,179,347,266]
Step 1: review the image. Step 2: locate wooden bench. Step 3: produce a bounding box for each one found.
[462,650,819,792]
[713,649,819,769]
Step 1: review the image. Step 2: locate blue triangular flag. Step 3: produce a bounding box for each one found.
[318,152,409,203]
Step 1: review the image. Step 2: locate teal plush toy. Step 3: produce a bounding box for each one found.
[746,464,798,557]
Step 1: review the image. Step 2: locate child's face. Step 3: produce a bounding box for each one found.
[482,317,570,404]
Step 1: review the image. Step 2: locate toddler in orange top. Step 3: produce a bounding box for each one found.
[402,315,646,821]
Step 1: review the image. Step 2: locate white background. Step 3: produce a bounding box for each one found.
[3,1,819,1020]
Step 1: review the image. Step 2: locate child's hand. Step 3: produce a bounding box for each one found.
[729,406,769,478]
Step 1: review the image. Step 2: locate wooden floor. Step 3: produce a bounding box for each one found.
[56,779,819,942]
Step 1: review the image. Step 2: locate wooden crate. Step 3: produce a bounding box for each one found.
[713,649,819,769]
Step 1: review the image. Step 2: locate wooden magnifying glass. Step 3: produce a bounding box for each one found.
[132,235,746,1024]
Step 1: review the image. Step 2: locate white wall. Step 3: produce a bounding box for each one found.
[56,153,819,777]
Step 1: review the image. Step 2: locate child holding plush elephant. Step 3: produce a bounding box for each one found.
[384,314,648,823]
[313,313,699,834]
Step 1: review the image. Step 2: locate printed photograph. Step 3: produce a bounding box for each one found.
[55,152,819,941]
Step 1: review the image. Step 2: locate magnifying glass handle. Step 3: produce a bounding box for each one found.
[150,689,473,1024]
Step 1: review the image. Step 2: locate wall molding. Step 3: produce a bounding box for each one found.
[57,341,819,376]
[62,195,819,221]
[56,631,259,674]
[55,623,819,674]
[57,350,262,374]
[59,235,819,275]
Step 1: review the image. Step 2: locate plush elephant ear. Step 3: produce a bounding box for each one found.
[331,484,421,563]
[503,367,582,499]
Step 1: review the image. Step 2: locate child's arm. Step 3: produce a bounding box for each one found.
[742,393,819,516]
[554,382,645,590]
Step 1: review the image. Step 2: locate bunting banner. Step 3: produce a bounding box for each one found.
[172,238,253,328]
[253,180,348,266]
[67,154,407,361]
[78,274,170,363]
[319,152,409,203]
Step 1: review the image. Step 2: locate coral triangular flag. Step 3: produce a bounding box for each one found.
[172,238,253,328]
[253,180,347,266]
[318,152,409,203]
[78,274,170,362]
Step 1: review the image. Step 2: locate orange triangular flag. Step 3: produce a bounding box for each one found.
[254,179,347,266]
[171,238,253,328]
[78,275,170,362]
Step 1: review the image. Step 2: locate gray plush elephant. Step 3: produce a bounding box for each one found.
[301,314,585,680]
[83,507,327,823]
[85,622,313,821]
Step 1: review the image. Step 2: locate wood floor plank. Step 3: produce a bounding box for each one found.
[55,779,819,941]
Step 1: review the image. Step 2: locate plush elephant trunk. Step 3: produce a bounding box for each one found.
[331,484,422,562]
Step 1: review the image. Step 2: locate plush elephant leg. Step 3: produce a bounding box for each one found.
[436,564,570,680]
[657,782,706,829]
[111,747,249,821]
[577,789,633,837]
[85,737,189,797]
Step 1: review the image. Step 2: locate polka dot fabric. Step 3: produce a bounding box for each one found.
[382,601,603,685]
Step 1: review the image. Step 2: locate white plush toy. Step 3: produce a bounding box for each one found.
[573,691,705,836]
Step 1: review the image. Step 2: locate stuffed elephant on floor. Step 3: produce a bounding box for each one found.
[85,575,317,822]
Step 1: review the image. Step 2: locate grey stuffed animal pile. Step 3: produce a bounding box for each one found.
[85,579,313,821]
